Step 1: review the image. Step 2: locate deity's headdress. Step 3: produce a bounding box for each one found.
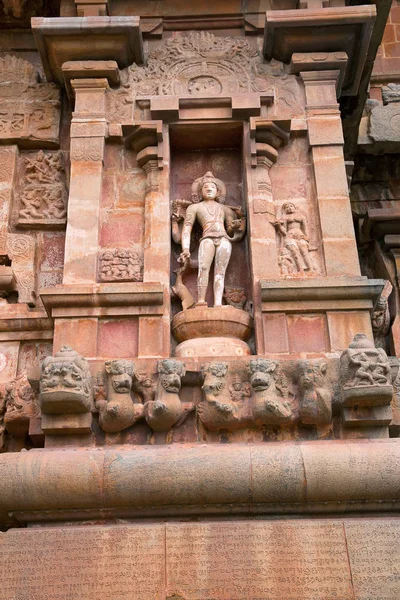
[191,171,226,204]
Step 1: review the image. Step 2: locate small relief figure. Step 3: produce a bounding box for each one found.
[340,334,393,407]
[171,255,195,311]
[25,150,54,184]
[277,247,296,276]
[19,189,42,220]
[223,287,247,310]
[134,372,156,405]
[229,375,251,403]
[42,188,67,220]
[40,346,93,414]
[96,360,144,434]
[372,281,392,350]
[273,202,317,276]
[198,362,248,431]
[177,171,246,307]
[145,360,186,432]
[249,359,293,425]
[298,360,332,426]
[1,372,39,441]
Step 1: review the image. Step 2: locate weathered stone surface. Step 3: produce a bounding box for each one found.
[0,525,165,600]
[166,521,353,600]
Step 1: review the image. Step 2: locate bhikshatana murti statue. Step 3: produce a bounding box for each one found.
[178,171,246,307]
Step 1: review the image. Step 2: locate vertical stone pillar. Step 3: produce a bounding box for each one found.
[126,123,171,357]
[54,75,108,356]
[64,78,108,285]
[302,70,361,277]
[0,145,18,261]
[244,120,289,354]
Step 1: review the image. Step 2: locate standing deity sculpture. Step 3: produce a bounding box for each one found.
[273,202,316,275]
[177,171,246,307]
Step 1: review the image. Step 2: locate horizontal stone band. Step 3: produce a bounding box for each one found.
[1,439,400,525]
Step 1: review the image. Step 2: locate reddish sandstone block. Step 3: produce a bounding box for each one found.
[116,170,146,209]
[327,310,373,352]
[262,313,289,353]
[54,318,98,357]
[287,314,328,353]
[97,318,138,358]
[383,23,396,44]
[38,232,65,271]
[100,209,144,247]
[384,42,400,58]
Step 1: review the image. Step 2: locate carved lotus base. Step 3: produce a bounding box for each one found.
[172,306,253,357]
[342,384,393,407]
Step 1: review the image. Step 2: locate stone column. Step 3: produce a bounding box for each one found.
[0,146,18,296]
[54,75,108,356]
[126,122,171,357]
[64,78,108,285]
[302,70,361,277]
[244,120,289,354]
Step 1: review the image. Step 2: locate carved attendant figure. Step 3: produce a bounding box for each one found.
[179,172,245,306]
[274,202,315,274]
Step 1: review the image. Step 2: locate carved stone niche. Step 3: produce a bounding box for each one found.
[39,346,93,436]
[96,360,144,433]
[0,54,60,147]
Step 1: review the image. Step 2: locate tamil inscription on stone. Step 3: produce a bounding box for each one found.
[0,524,165,600]
[345,520,400,600]
[166,521,353,600]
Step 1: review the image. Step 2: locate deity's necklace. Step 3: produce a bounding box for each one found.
[204,201,218,217]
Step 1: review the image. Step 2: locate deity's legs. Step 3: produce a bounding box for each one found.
[214,237,232,306]
[198,238,216,304]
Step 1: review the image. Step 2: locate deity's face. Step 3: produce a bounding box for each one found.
[202,181,218,201]
[283,203,295,214]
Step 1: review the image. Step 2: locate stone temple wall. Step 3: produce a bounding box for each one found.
[0,0,399,598]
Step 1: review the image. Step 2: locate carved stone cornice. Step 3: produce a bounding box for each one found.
[264,5,376,97]
[32,16,144,85]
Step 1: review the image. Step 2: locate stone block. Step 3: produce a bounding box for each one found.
[370,102,400,146]
[287,313,328,353]
[41,412,93,435]
[327,310,373,351]
[97,318,138,358]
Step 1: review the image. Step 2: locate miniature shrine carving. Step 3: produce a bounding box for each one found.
[273,202,317,276]
[178,171,245,307]
[298,360,332,426]
[340,334,393,406]
[249,359,293,425]
[98,249,143,283]
[144,359,187,432]
[96,360,144,433]
[18,150,67,228]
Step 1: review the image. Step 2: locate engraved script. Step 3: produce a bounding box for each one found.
[345,520,400,600]
[166,521,353,600]
[0,525,165,600]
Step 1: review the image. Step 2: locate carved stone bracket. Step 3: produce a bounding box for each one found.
[123,121,164,170]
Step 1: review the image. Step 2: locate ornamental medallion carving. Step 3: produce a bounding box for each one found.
[106,32,302,121]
